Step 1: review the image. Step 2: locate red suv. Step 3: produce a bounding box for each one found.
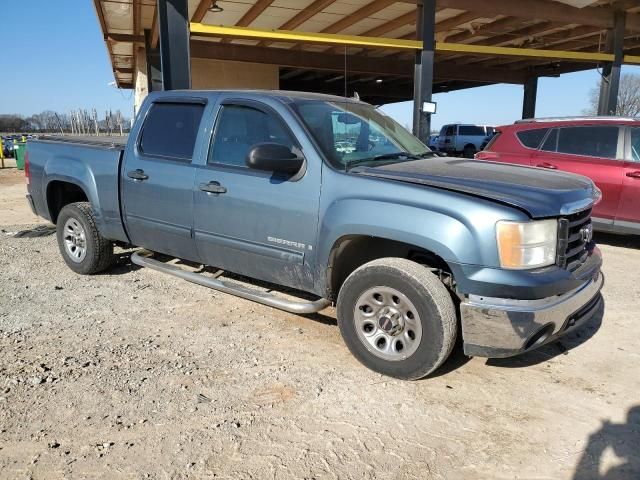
[477,117,640,234]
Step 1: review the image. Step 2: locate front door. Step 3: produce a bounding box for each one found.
[193,99,321,292]
[616,127,640,232]
[122,99,206,261]
[532,125,624,223]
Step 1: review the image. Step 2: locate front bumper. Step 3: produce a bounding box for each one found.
[460,270,604,358]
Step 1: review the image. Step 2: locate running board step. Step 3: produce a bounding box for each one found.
[131,250,331,315]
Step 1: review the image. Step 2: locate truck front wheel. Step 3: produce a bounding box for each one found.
[337,258,457,380]
[56,202,115,275]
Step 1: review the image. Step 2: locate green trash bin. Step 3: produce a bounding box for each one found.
[14,142,26,170]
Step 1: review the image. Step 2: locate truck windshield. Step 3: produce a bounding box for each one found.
[291,99,430,170]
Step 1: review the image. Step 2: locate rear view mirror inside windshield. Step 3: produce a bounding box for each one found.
[336,113,360,125]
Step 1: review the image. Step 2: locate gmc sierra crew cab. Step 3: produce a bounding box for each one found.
[25,90,604,380]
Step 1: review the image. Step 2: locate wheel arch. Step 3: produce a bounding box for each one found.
[46,180,89,224]
[325,234,454,301]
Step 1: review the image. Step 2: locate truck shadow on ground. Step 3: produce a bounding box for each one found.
[572,405,640,480]
[594,232,640,249]
[107,251,143,275]
[485,299,604,369]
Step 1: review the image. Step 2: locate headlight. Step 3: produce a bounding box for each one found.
[496,219,557,269]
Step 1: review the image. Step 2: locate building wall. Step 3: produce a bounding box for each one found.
[133,57,279,113]
[190,58,279,90]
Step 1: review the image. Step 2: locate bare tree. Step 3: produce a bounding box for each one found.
[586,73,640,117]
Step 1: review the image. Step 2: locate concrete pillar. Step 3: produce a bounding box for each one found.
[412,0,436,142]
[133,46,148,115]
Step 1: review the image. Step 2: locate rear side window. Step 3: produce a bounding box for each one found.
[458,125,486,136]
[516,128,550,149]
[140,102,205,160]
[557,126,619,159]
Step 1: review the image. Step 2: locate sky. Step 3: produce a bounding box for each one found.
[1,1,638,128]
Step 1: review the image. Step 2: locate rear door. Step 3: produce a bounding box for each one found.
[121,98,207,261]
[532,125,624,223]
[192,97,321,292]
[616,126,640,232]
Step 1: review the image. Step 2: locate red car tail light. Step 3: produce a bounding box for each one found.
[24,151,30,185]
[475,151,500,160]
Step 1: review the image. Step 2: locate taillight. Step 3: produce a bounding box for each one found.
[475,151,500,161]
[24,151,30,185]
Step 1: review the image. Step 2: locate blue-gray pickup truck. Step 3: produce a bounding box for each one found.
[25,90,604,379]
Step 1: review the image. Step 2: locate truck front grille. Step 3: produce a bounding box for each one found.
[557,208,594,272]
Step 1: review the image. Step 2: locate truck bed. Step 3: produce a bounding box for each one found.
[36,135,128,149]
[27,135,129,243]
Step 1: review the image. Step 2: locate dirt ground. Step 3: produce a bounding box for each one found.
[0,165,638,479]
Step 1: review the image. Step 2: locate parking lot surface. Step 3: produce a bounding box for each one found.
[0,166,638,479]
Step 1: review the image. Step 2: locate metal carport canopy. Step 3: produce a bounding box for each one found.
[95,0,640,137]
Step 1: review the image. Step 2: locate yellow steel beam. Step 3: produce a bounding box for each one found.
[436,41,613,62]
[189,23,640,65]
[190,23,419,50]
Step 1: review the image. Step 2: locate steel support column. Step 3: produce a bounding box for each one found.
[144,29,163,92]
[412,0,436,142]
[522,76,538,119]
[598,11,625,116]
[157,0,191,90]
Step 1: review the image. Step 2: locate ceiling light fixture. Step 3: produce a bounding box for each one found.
[208,1,224,13]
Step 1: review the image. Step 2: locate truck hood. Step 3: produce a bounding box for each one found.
[355,157,599,218]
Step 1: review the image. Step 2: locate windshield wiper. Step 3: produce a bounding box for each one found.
[418,151,442,158]
[344,152,420,171]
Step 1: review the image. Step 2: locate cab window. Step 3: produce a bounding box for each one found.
[140,102,205,161]
[209,105,295,168]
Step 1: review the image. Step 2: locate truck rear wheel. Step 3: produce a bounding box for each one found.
[336,258,457,380]
[463,144,476,158]
[56,202,115,275]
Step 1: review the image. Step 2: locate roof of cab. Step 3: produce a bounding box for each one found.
[148,89,367,105]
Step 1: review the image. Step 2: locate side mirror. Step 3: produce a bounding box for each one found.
[246,143,303,174]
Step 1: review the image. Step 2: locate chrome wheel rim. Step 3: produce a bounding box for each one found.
[353,286,423,361]
[63,218,87,263]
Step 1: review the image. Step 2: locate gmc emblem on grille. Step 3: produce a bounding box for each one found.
[580,224,594,243]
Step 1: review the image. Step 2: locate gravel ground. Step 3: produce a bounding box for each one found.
[0,167,639,479]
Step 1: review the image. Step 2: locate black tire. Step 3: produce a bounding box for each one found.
[56,202,115,275]
[463,144,476,158]
[337,258,457,380]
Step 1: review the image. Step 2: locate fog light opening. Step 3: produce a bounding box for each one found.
[524,323,555,350]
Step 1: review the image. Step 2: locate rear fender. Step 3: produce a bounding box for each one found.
[44,157,103,229]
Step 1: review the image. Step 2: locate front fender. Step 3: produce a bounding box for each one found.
[314,173,529,296]
[319,198,478,265]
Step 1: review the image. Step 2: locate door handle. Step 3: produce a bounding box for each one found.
[626,171,640,179]
[536,162,557,170]
[127,169,149,181]
[199,181,227,194]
